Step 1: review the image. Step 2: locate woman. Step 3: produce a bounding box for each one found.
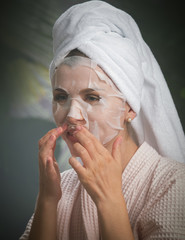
[20,1,185,240]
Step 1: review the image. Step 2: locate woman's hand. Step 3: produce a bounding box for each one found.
[38,125,67,204]
[69,126,123,207]
[28,126,67,240]
[69,126,134,240]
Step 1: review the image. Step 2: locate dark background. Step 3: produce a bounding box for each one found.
[0,0,185,239]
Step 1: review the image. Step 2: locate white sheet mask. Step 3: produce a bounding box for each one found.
[52,56,126,150]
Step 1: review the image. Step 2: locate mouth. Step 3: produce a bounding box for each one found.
[66,125,79,143]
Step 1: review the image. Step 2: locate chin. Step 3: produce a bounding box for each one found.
[62,134,80,157]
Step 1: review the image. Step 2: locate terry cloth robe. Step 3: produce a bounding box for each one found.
[20,142,185,240]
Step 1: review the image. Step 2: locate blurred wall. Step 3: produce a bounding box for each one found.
[0,0,185,239]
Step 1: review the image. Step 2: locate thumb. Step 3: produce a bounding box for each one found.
[112,136,123,163]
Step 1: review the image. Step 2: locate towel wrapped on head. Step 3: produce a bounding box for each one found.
[50,0,185,163]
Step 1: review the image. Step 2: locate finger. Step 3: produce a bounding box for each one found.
[39,125,67,160]
[74,126,105,156]
[73,142,92,167]
[112,136,122,163]
[53,161,61,180]
[54,124,68,138]
[46,157,61,178]
[39,134,57,171]
[39,124,67,148]
[39,128,58,149]
[46,125,67,142]
[46,157,56,179]
[69,157,86,179]
[43,134,57,153]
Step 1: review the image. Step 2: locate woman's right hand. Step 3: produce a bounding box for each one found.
[38,125,67,205]
[28,126,67,240]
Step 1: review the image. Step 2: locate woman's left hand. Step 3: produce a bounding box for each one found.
[69,126,123,207]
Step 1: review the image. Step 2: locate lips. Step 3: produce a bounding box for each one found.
[68,131,74,136]
[67,125,77,135]
[66,132,78,143]
[66,125,79,143]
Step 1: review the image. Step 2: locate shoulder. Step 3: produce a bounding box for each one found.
[135,142,185,184]
[125,142,185,187]
[149,154,185,195]
[151,155,185,210]
[137,144,185,238]
[140,142,185,203]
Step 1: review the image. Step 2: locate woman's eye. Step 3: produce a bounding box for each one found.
[84,94,101,103]
[54,94,68,103]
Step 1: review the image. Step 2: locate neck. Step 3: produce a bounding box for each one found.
[121,135,138,170]
[106,131,138,171]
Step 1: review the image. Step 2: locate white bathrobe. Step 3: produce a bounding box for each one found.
[20,142,185,239]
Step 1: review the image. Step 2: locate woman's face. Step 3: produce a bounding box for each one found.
[52,63,125,155]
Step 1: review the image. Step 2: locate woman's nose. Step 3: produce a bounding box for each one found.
[66,99,86,124]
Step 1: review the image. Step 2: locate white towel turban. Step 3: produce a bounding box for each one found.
[50,0,185,163]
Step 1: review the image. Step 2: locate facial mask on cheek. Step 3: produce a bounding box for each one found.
[87,98,125,145]
[89,120,100,141]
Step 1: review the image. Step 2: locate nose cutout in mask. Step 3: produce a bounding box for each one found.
[66,98,89,128]
[67,99,84,120]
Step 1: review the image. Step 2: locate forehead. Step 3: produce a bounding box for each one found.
[52,64,116,93]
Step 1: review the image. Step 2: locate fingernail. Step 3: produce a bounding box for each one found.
[56,127,62,132]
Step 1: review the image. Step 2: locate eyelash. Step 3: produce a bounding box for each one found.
[84,94,101,103]
[54,94,68,103]
[53,94,101,104]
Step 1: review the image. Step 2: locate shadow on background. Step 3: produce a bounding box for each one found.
[0,0,184,239]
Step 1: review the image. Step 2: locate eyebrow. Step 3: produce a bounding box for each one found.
[54,87,105,94]
[54,88,68,94]
[80,88,105,94]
